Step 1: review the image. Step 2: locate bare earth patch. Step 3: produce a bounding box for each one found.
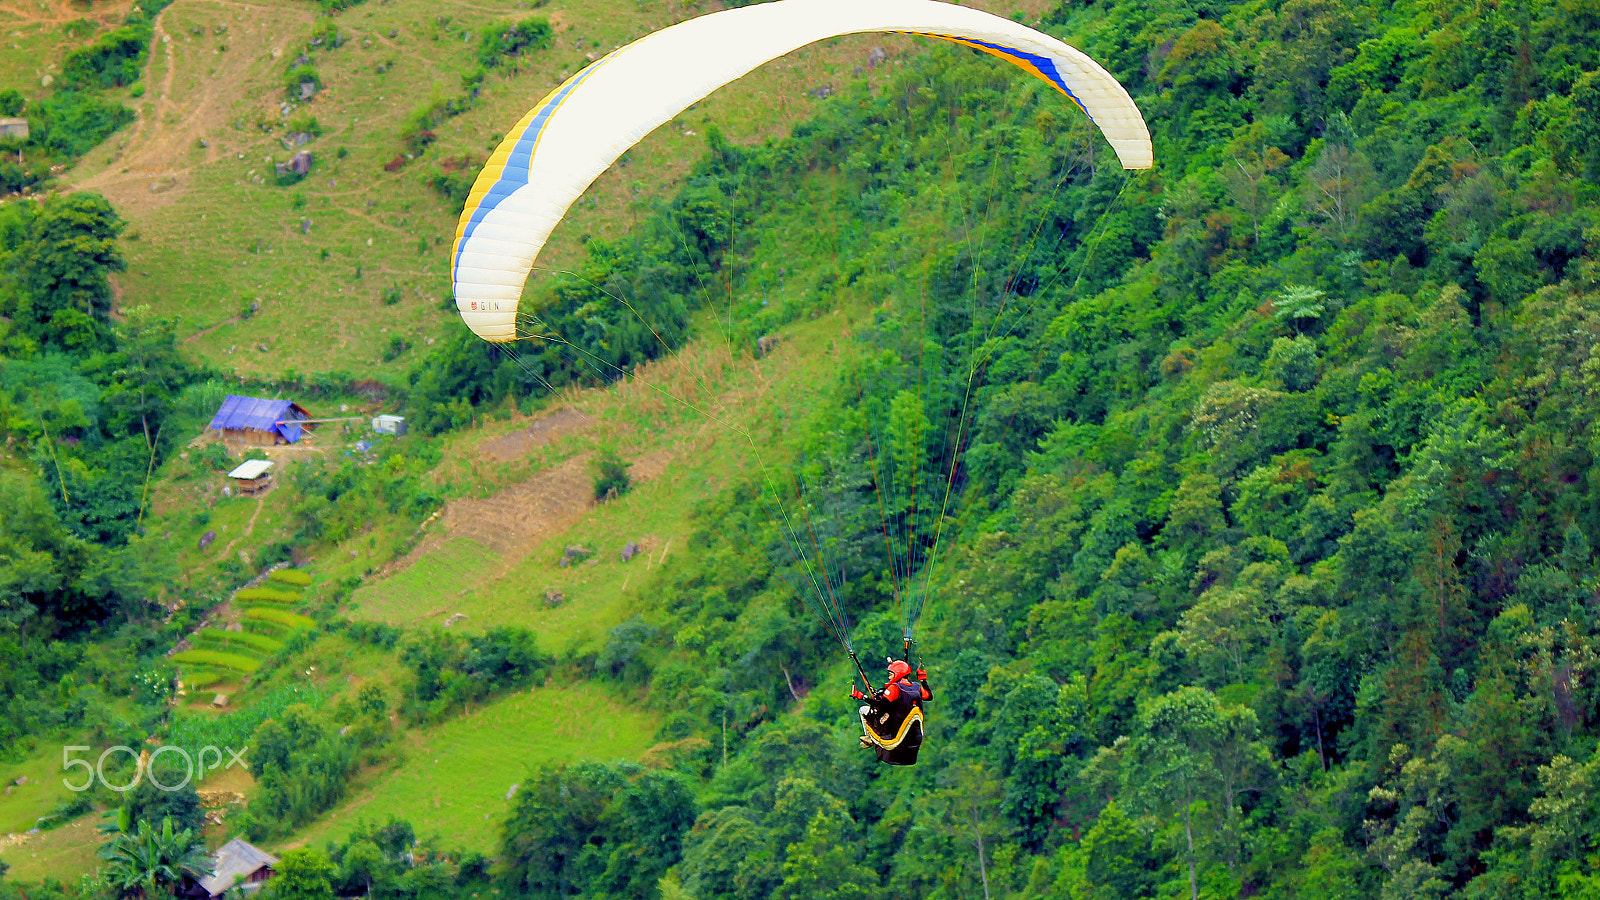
[478,407,590,462]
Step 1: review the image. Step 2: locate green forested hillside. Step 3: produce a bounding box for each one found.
[483,0,1600,897]
[3,0,1600,897]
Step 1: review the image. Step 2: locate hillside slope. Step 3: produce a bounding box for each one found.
[58,0,1043,377]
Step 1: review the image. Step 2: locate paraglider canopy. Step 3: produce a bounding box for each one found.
[451,0,1151,343]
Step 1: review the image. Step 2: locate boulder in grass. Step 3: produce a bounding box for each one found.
[558,545,590,568]
[621,542,639,562]
[273,150,313,178]
[543,589,564,608]
[199,530,217,550]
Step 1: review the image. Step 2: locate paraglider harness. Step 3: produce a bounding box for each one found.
[851,650,932,766]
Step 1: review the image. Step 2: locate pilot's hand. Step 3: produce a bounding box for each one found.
[916,667,928,681]
[850,689,866,700]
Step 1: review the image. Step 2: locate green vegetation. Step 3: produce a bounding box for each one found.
[1,0,1598,896]
[58,27,152,91]
[244,607,317,632]
[500,762,696,899]
[96,816,210,899]
[237,691,391,840]
[194,629,286,655]
[590,447,631,501]
[399,626,549,722]
[295,682,661,852]
[0,0,177,195]
[360,0,1599,895]
[269,568,314,587]
[235,587,306,605]
[170,649,261,673]
[477,17,552,70]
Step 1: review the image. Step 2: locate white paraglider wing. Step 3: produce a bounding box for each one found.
[452,0,1152,343]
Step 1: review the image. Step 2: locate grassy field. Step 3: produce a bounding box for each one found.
[347,307,863,654]
[0,818,103,882]
[0,742,82,835]
[0,0,134,101]
[290,680,659,853]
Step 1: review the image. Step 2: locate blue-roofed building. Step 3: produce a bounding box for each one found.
[207,395,311,445]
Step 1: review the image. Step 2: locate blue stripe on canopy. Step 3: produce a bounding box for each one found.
[452,53,618,280]
[912,32,1092,118]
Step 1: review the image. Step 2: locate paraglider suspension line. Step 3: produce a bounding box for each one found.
[847,650,874,695]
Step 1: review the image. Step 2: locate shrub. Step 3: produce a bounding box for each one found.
[35,91,135,156]
[175,379,231,421]
[284,64,320,99]
[308,16,343,49]
[286,112,322,138]
[477,17,551,69]
[60,24,152,89]
[428,167,475,206]
[339,620,401,648]
[590,447,631,500]
[400,626,550,721]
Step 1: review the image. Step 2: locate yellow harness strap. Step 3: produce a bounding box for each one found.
[861,705,924,751]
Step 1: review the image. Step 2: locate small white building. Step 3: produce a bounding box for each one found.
[0,118,27,142]
[372,414,407,435]
[226,459,275,495]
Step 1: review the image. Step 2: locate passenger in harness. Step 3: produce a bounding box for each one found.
[851,659,932,766]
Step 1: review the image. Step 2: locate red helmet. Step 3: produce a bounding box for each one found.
[886,659,912,681]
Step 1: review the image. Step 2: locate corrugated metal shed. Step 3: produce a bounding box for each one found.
[227,459,275,480]
[207,396,309,443]
[198,837,278,898]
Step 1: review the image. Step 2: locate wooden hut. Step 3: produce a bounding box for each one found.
[207,396,310,446]
[180,838,277,899]
[226,459,275,495]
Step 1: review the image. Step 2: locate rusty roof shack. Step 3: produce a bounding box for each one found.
[181,838,278,899]
[207,395,311,446]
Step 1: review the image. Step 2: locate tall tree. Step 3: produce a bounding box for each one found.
[97,817,210,899]
[13,192,124,350]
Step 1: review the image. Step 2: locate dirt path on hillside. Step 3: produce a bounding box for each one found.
[70,0,314,206]
[215,491,265,561]
[0,0,131,27]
